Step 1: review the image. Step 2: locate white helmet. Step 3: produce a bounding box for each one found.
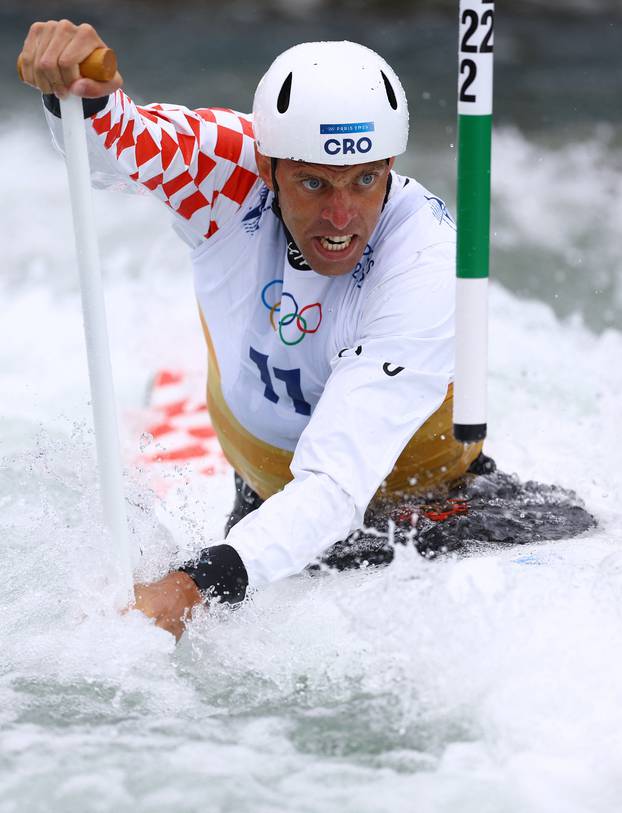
[252,41,409,165]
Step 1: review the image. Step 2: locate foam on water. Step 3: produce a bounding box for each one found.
[1,118,621,812]
[491,125,622,328]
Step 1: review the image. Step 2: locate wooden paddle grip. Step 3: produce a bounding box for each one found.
[17,46,117,83]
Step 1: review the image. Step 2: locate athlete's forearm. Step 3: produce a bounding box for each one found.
[42,86,259,239]
[43,89,160,183]
[225,470,358,589]
[175,470,355,599]
[42,90,144,194]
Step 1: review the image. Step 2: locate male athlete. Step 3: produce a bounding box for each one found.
[20,20,488,639]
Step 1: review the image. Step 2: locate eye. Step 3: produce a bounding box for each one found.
[302,177,323,191]
[358,173,377,187]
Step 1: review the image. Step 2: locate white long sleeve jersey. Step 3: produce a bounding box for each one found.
[44,91,457,591]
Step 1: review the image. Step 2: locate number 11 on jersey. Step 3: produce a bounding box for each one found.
[249,346,312,416]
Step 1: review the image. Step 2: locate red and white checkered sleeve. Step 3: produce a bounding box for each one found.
[87,91,259,241]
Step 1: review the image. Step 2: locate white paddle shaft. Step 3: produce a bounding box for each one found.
[59,94,133,604]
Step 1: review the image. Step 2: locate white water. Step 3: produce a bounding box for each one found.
[1,117,621,812]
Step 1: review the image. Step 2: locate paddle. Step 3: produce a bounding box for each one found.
[18,48,133,607]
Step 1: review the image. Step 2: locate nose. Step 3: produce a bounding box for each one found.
[321,189,355,231]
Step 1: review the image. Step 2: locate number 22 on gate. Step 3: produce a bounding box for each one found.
[458,1,494,115]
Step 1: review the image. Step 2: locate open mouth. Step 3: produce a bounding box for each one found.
[318,234,354,252]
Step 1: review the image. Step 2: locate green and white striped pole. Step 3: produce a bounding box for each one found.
[454,0,494,443]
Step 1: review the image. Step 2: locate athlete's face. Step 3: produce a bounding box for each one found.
[255,150,395,277]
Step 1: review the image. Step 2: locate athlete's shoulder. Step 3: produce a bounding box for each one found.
[350,172,455,318]
[359,172,455,287]
[374,172,456,248]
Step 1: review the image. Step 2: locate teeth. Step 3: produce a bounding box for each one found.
[319,235,353,252]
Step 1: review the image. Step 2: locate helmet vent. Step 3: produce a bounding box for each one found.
[277,72,293,114]
[381,71,398,110]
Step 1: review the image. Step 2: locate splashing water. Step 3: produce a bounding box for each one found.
[1,111,621,812]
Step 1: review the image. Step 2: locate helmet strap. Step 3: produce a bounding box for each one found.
[270,157,282,220]
[382,166,393,210]
[269,158,310,270]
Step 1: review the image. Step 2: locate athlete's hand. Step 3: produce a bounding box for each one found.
[132,571,204,641]
[18,20,123,98]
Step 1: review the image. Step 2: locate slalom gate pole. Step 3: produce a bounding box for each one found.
[454,0,495,443]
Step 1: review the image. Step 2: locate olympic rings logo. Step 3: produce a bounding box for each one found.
[261,279,323,346]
